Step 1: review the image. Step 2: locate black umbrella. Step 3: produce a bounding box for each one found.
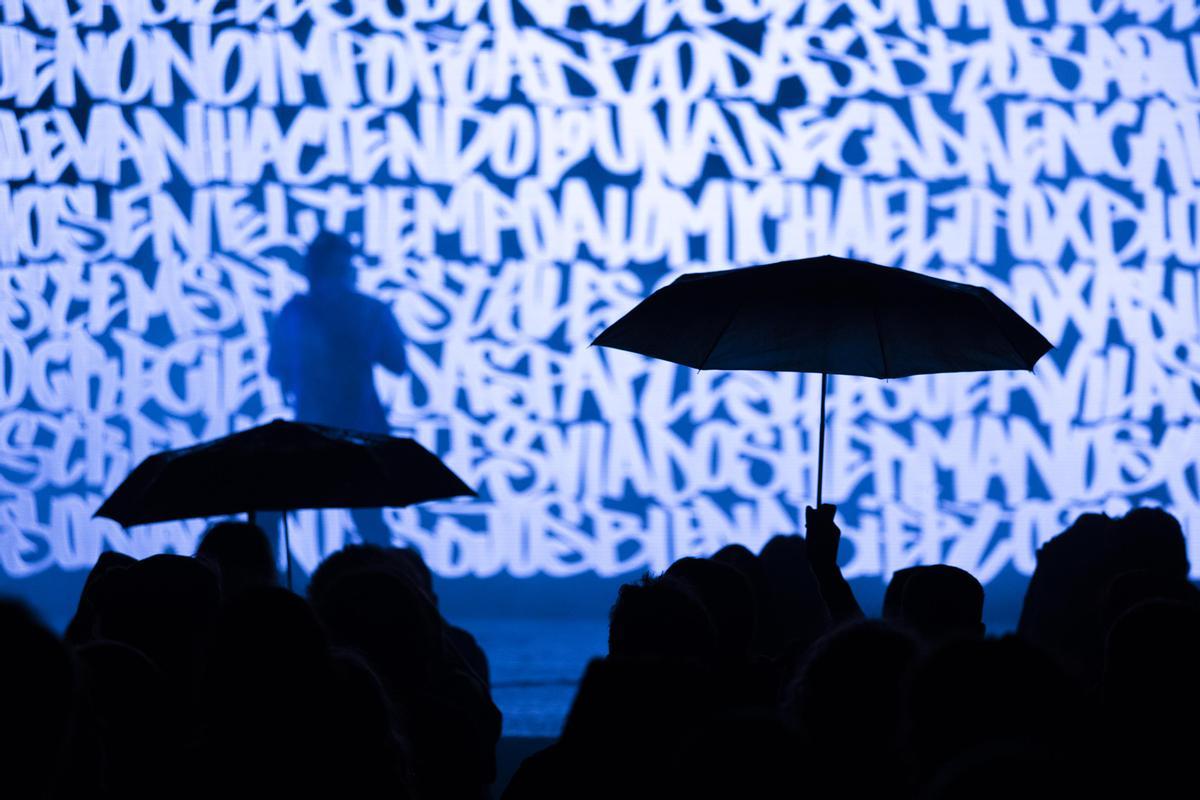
[95,419,476,588]
[592,255,1052,505]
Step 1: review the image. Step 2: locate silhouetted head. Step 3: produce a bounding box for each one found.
[608,574,717,665]
[898,565,985,641]
[713,544,781,657]
[93,554,219,691]
[65,550,137,646]
[305,230,355,287]
[665,557,756,662]
[1017,512,1119,683]
[791,620,918,752]
[1114,507,1188,578]
[785,620,917,796]
[1019,508,1189,686]
[308,544,422,606]
[312,568,444,700]
[195,521,277,601]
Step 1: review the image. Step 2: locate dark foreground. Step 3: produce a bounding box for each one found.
[3,506,1197,799]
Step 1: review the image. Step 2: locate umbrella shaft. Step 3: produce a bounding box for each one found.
[817,373,827,507]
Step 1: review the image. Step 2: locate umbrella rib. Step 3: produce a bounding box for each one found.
[871,289,891,379]
[977,290,1040,370]
[696,297,742,371]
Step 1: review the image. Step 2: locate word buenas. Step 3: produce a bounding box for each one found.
[1,1,1199,586]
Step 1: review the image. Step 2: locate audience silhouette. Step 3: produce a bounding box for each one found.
[891,564,986,641]
[195,521,278,601]
[4,504,1198,798]
[788,620,919,796]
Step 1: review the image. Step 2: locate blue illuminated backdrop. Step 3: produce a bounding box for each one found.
[1,0,1198,626]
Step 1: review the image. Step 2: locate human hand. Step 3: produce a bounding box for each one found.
[805,503,841,573]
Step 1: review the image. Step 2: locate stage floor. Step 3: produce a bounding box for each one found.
[460,616,609,737]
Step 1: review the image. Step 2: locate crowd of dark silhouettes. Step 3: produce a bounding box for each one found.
[4,503,1198,798]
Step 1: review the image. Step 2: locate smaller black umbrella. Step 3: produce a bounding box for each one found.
[593,255,1052,505]
[96,419,475,588]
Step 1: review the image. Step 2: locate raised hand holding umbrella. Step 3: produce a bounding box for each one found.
[593,255,1052,512]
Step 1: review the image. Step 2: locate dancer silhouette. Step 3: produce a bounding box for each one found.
[268,232,408,546]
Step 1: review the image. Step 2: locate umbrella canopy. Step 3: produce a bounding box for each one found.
[592,255,1052,505]
[95,419,475,527]
[594,255,1051,377]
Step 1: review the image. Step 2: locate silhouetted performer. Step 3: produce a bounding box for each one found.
[269,232,408,546]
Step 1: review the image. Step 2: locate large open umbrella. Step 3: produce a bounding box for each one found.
[95,419,476,588]
[592,255,1052,505]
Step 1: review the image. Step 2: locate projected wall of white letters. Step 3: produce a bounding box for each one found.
[1,0,1199,595]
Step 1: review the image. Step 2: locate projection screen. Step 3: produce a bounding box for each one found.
[1,0,1198,623]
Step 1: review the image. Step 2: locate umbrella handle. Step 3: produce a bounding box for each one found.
[817,373,827,508]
